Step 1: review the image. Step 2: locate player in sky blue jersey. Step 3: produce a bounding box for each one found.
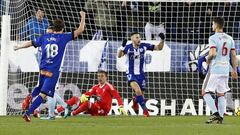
[117,32,165,117]
[14,11,86,122]
[201,17,238,124]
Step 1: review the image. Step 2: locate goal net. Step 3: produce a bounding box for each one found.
[1,0,240,116]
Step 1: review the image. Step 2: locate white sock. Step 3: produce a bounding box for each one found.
[54,93,67,108]
[203,93,218,114]
[47,96,56,117]
[218,96,226,118]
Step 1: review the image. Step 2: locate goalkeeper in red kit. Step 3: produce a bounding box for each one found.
[69,70,127,116]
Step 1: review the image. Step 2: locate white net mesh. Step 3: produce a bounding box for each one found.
[2,0,240,115]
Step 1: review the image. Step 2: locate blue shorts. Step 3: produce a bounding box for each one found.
[34,71,60,97]
[127,74,146,91]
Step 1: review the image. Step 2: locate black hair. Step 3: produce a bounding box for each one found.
[213,17,224,28]
[97,70,108,76]
[130,32,140,37]
[53,18,64,32]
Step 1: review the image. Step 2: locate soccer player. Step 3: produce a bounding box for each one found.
[117,32,165,117]
[201,17,238,124]
[70,70,127,116]
[14,11,86,122]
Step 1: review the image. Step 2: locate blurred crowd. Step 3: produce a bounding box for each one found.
[3,1,240,44]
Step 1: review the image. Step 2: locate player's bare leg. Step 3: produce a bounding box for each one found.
[130,81,149,117]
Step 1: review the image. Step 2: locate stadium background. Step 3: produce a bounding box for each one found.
[1,0,240,115]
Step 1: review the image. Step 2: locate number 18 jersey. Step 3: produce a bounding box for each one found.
[32,32,74,72]
[208,32,235,75]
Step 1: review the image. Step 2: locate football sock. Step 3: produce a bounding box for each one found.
[203,93,218,114]
[47,96,56,117]
[136,95,146,110]
[31,87,41,98]
[217,96,226,118]
[55,93,67,108]
[26,95,43,115]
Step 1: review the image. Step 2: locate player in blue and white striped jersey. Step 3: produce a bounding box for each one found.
[117,32,165,117]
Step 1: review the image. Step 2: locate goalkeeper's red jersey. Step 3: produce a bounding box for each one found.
[85,82,123,112]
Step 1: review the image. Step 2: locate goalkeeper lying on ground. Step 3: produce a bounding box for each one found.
[65,70,127,116]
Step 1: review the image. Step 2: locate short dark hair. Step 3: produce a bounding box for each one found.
[213,17,224,28]
[47,25,54,30]
[130,32,140,37]
[97,70,108,76]
[53,18,64,32]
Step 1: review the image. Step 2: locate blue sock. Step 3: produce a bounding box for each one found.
[31,87,40,98]
[26,95,43,115]
[136,95,146,110]
[203,93,218,114]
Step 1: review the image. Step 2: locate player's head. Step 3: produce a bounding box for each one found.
[35,8,44,21]
[212,17,224,31]
[46,26,54,33]
[130,32,141,46]
[53,18,64,33]
[97,70,108,84]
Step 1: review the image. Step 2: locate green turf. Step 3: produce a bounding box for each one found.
[0,116,239,135]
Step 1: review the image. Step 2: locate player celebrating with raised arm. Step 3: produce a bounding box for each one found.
[202,17,237,124]
[14,11,86,122]
[70,70,127,116]
[117,32,165,117]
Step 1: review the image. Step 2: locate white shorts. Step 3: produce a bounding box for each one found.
[202,73,230,93]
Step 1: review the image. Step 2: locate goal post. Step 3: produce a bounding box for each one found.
[0,0,11,115]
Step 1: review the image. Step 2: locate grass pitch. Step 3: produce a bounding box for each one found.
[0,116,239,135]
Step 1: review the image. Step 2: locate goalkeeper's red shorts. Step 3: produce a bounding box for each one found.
[88,102,109,116]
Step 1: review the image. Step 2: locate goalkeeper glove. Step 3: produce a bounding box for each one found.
[80,94,89,103]
[118,105,128,116]
[159,33,165,40]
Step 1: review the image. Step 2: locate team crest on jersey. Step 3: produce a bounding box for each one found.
[139,48,144,52]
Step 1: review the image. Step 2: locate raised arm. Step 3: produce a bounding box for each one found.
[14,41,33,51]
[117,38,127,58]
[73,11,86,38]
[154,33,165,50]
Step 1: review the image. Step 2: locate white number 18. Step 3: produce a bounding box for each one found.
[45,44,58,58]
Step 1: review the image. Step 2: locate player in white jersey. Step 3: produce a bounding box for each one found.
[202,17,238,124]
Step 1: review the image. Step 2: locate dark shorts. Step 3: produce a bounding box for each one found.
[127,74,146,91]
[35,70,60,97]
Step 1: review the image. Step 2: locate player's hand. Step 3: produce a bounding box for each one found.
[118,105,128,116]
[159,33,165,40]
[80,11,86,18]
[80,94,89,103]
[231,71,238,80]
